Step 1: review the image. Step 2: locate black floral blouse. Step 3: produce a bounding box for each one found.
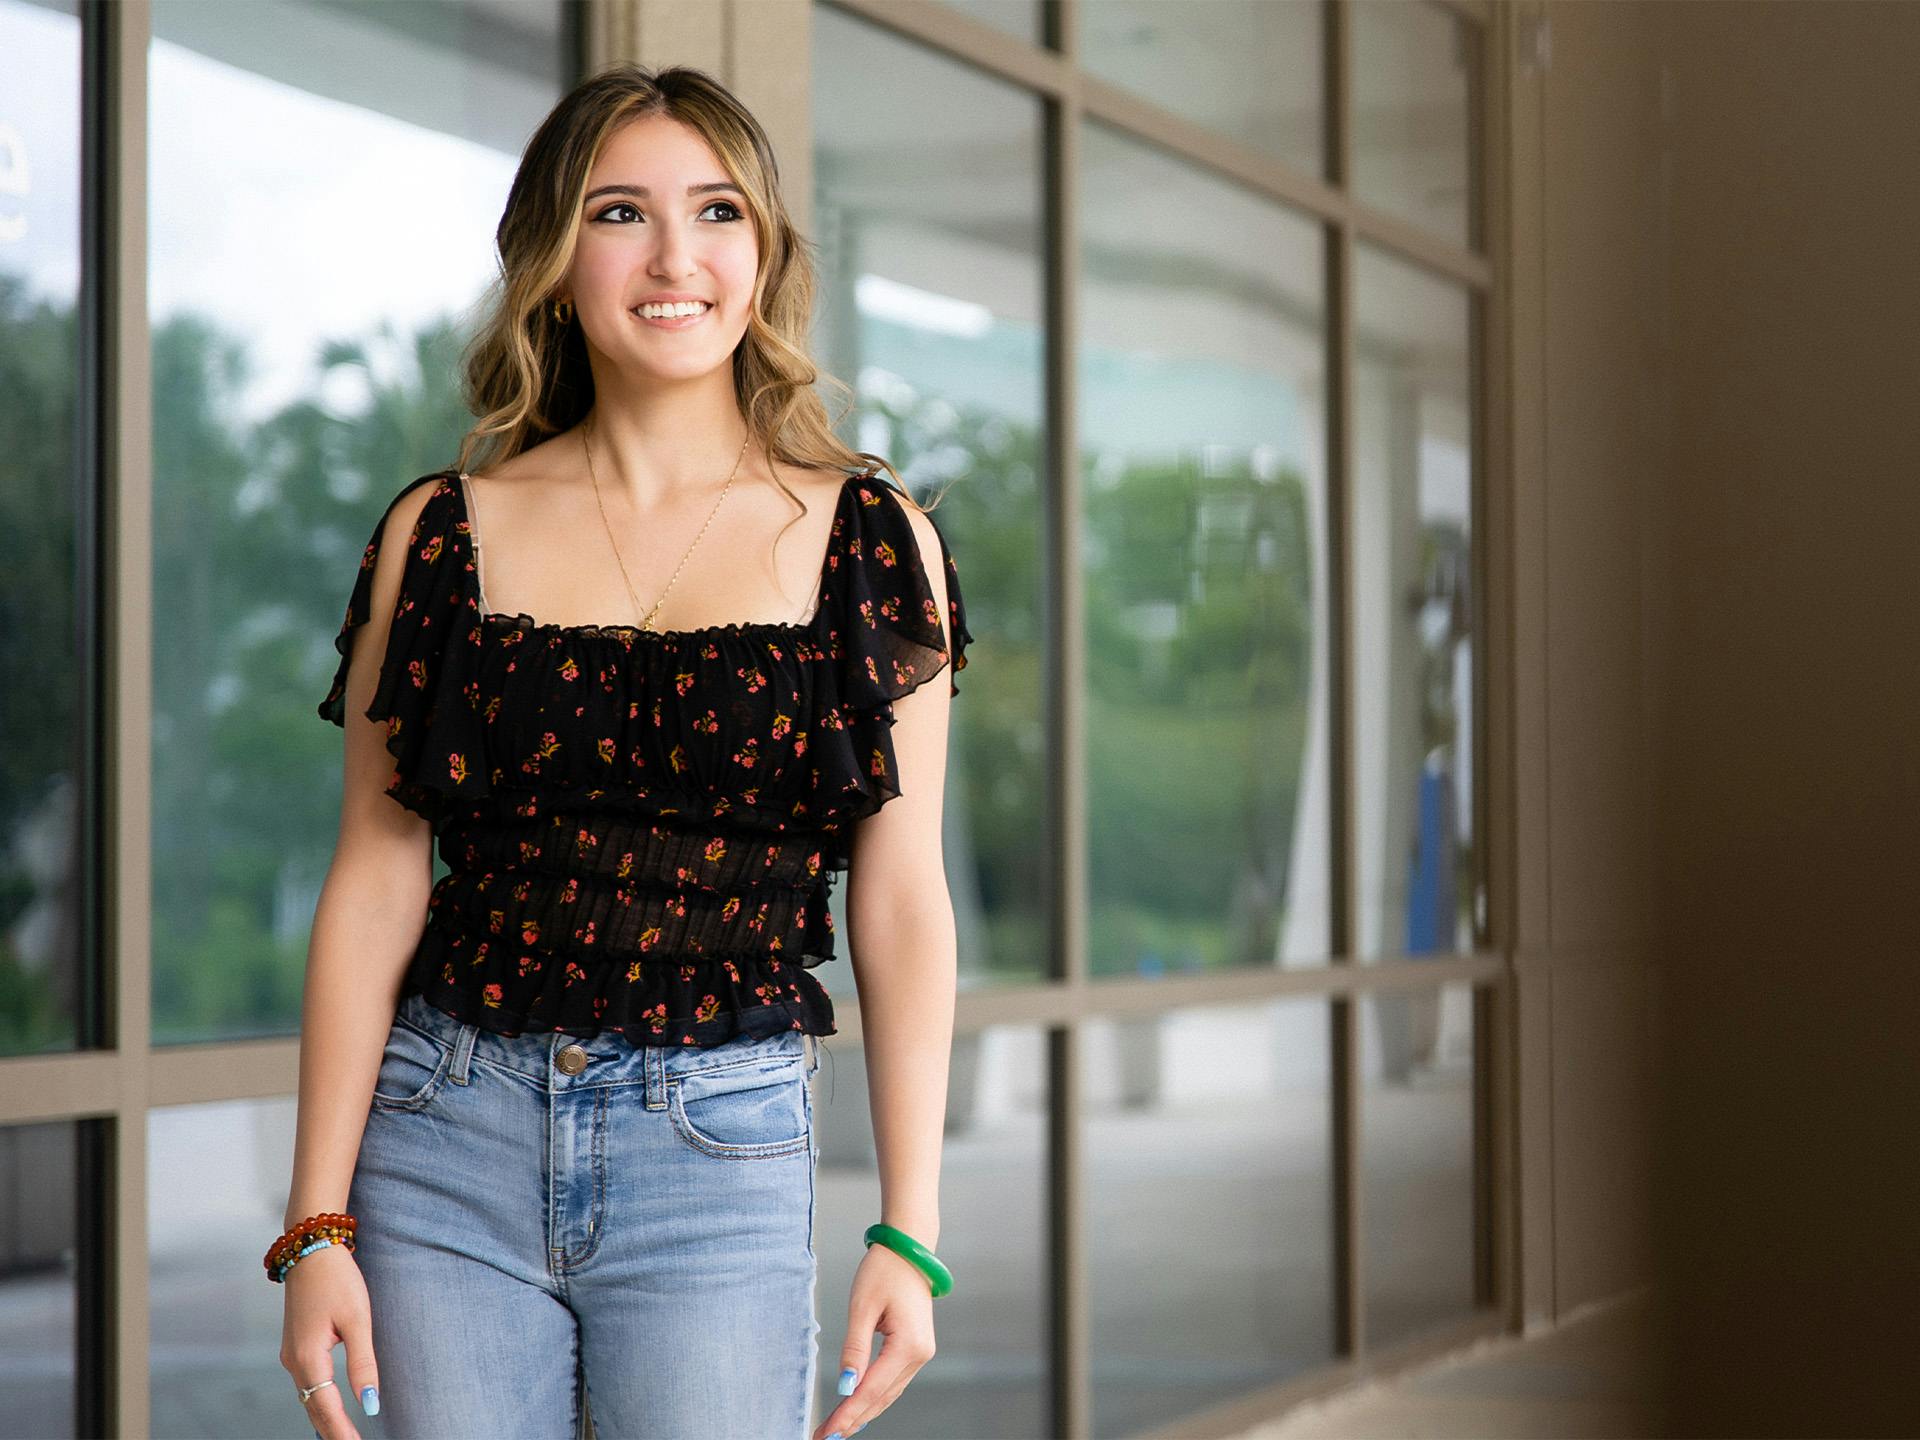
[317,466,971,1047]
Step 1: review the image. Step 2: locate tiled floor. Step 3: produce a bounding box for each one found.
[1239,1293,1662,1439]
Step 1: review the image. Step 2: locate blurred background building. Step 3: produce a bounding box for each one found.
[1,1,1914,1436]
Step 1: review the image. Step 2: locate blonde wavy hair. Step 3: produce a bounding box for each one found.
[453,62,929,524]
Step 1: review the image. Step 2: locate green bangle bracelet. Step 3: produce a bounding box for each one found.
[863,1223,954,1298]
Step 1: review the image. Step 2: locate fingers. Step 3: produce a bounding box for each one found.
[340,1303,382,1419]
[290,1361,359,1440]
[812,1326,935,1440]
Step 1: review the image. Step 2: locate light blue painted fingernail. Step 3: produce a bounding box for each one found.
[837,1366,858,1395]
[825,1433,844,1440]
[361,1385,380,1415]
[853,1425,869,1435]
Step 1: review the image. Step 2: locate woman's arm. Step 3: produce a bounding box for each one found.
[842,495,959,1252]
[815,497,959,1440]
[282,485,439,1230]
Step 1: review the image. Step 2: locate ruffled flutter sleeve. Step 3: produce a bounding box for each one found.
[836,474,973,704]
[317,470,490,827]
[811,473,974,837]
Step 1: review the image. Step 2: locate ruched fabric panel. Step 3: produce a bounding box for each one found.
[315,467,971,1045]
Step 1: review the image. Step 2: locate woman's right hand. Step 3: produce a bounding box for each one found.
[279,1244,381,1439]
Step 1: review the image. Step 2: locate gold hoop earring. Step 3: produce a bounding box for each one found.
[552,298,574,325]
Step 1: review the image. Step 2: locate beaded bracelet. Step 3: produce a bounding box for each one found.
[264,1211,358,1284]
[863,1223,954,1298]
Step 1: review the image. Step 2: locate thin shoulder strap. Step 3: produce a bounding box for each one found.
[457,471,492,612]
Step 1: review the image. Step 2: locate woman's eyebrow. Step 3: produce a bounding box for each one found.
[583,181,743,202]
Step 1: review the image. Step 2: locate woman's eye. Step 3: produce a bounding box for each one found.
[591,200,743,224]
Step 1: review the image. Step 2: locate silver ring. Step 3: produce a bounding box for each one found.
[296,1376,337,1403]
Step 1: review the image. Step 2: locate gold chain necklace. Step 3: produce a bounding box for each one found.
[580,414,753,633]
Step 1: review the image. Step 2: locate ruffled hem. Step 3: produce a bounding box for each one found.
[404,930,836,1046]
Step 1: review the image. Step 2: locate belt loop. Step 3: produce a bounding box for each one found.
[644,1042,667,1110]
[804,1032,819,1077]
[451,1023,479,1084]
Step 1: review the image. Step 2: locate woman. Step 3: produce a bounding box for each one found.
[270,64,970,1440]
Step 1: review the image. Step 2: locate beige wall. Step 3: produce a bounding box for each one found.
[1650,0,1920,1429]
[1505,0,1667,1330]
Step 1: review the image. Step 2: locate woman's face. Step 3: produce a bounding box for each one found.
[565,112,759,384]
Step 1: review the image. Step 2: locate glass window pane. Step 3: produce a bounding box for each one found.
[1351,0,1480,250]
[146,0,575,1044]
[1086,1000,1335,1437]
[149,1098,301,1438]
[1079,118,1332,979]
[813,7,1048,988]
[1351,241,1476,963]
[0,1120,86,1438]
[1360,982,1487,1347]
[0,0,88,1059]
[811,1028,1048,1437]
[1080,0,1323,180]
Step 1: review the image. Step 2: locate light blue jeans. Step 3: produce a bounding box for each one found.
[345,990,822,1439]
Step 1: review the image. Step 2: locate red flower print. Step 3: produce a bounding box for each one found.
[408,658,428,690]
[704,837,727,863]
[449,753,469,784]
[558,656,579,681]
[720,897,741,923]
[521,920,541,945]
[695,994,720,1022]
[638,925,661,951]
[875,539,897,568]
[771,712,793,739]
[564,961,587,987]
[483,982,503,1007]
[675,671,696,696]
[597,738,615,764]
[870,747,889,779]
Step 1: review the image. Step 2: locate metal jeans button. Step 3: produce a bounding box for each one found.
[556,1044,589,1075]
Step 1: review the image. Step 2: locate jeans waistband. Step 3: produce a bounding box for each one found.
[393,989,818,1107]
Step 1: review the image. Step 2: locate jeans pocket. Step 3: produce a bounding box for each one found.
[668,1057,810,1160]
[370,1016,455,1113]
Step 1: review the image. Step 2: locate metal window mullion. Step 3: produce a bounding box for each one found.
[104,0,156,1435]
[1051,5,1088,1435]
[1325,0,1366,1367]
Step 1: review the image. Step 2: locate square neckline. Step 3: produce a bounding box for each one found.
[451,466,868,645]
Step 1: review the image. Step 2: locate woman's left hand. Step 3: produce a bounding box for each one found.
[812,1242,937,1439]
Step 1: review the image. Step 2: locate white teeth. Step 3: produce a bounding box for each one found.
[635,301,710,318]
